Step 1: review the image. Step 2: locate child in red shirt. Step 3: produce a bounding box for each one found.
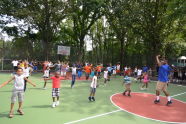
[44,72,65,108]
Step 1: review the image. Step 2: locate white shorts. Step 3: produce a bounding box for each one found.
[61,71,66,76]
[11,90,24,103]
[113,70,116,74]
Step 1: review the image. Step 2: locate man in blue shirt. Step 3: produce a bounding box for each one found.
[154,55,172,106]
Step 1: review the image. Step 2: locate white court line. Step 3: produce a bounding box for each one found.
[177,85,186,88]
[64,109,122,124]
[171,92,186,98]
[64,92,186,124]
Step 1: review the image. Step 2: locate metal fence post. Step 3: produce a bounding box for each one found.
[1,57,3,71]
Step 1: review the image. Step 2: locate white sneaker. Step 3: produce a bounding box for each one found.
[56,101,60,106]
[140,88,144,90]
[42,87,47,90]
[52,102,56,108]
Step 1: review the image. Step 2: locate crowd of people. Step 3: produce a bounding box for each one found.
[0,57,185,118]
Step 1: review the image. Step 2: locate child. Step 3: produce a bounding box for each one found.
[96,64,103,79]
[136,68,142,82]
[116,63,121,75]
[88,72,98,101]
[107,65,112,81]
[43,66,50,89]
[65,62,70,79]
[61,62,67,77]
[104,69,108,86]
[44,72,65,108]
[123,73,132,96]
[77,63,83,79]
[90,67,95,79]
[84,64,91,80]
[0,68,36,118]
[71,64,77,88]
[23,63,31,92]
[112,65,117,77]
[141,72,149,90]
[134,67,138,77]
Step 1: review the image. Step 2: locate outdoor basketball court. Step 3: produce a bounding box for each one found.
[0,73,185,124]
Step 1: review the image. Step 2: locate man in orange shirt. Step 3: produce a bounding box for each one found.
[84,64,91,80]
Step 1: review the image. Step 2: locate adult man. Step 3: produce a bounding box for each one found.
[154,55,172,106]
[12,59,19,70]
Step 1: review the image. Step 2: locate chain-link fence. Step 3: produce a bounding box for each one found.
[0,58,13,71]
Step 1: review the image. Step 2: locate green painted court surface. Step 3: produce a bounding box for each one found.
[0,73,186,124]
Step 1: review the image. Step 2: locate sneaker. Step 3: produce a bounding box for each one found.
[88,97,91,101]
[17,109,24,115]
[92,97,95,101]
[43,87,47,90]
[140,88,144,90]
[56,101,60,106]
[9,112,14,118]
[52,102,56,108]
[154,99,160,104]
[123,92,126,96]
[128,94,131,97]
[166,101,172,106]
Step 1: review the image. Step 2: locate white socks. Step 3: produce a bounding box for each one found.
[56,101,60,106]
[156,96,160,100]
[52,102,56,108]
[157,96,171,101]
[167,96,171,101]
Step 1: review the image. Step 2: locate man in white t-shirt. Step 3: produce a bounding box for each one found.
[12,60,19,70]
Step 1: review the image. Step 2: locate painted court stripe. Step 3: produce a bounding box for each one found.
[64,109,122,124]
[64,92,186,124]
[171,92,186,98]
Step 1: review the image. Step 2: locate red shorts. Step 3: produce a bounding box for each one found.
[116,70,120,73]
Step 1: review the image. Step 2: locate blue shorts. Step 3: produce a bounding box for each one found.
[34,66,38,70]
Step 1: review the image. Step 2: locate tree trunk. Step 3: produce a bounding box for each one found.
[120,38,124,70]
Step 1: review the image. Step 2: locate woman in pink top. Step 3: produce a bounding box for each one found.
[140,72,149,90]
[44,72,65,108]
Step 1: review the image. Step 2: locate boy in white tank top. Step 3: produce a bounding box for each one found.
[0,68,36,118]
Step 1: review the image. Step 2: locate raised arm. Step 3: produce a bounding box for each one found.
[0,77,15,88]
[24,78,36,87]
[156,55,161,66]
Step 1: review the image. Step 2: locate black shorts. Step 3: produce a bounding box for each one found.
[43,76,49,78]
[98,72,101,75]
[108,72,111,76]
[14,66,18,70]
